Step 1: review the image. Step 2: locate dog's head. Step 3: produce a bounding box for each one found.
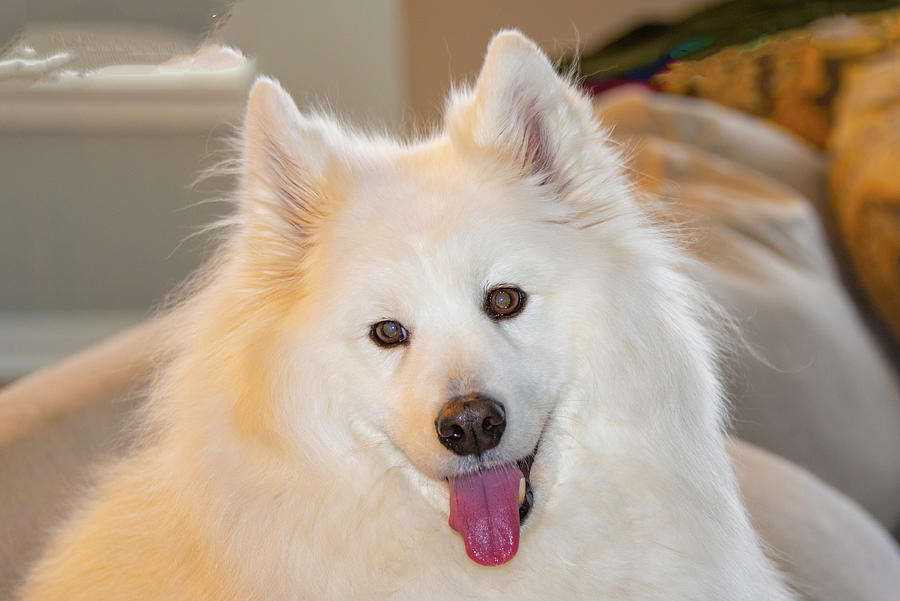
[219,31,722,568]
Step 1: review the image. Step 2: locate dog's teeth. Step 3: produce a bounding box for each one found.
[518,476,526,505]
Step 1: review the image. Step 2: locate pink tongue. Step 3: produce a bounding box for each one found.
[448,463,523,566]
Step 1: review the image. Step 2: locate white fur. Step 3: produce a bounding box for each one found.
[19,31,794,600]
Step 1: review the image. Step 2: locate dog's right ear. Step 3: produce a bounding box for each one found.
[447,31,593,189]
[242,77,330,247]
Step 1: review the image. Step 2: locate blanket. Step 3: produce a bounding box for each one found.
[652,7,900,350]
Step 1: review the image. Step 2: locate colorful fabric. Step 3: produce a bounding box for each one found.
[651,9,900,345]
[828,46,900,343]
[580,4,900,348]
[574,0,899,93]
[653,9,900,146]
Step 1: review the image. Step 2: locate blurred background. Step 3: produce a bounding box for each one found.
[3,3,900,595]
[3,0,900,383]
[0,0,712,382]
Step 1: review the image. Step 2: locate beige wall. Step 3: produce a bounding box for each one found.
[402,0,711,126]
[221,0,406,129]
[222,0,713,129]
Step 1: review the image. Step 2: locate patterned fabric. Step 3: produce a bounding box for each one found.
[829,45,900,344]
[574,0,899,96]
[654,9,900,146]
[652,9,900,345]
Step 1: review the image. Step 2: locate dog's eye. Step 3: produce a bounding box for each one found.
[485,287,525,319]
[370,320,409,347]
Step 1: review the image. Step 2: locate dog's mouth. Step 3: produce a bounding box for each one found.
[516,451,536,522]
[446,443,538,567]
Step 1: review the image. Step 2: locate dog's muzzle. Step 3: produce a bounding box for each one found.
[435,393,539,566]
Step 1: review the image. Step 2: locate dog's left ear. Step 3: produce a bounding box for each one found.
[241,77,333,247]
[451,30,594,185]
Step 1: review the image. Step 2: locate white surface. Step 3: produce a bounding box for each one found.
[0,88,250,133]
[0,51,71,77]
[0,41,254,133]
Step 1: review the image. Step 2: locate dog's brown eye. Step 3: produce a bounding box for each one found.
[371,320,409,347]
[486,287,525,319]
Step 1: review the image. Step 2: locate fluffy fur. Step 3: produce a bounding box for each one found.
[18,32,793,600]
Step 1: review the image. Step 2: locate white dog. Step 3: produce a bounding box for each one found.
[19,31,793,600]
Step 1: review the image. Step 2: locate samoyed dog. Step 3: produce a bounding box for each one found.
[19,31,793,600]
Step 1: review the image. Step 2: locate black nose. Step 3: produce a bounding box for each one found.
[435,394,506,456]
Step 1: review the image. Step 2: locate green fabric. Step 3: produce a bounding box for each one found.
[570,0,899,81]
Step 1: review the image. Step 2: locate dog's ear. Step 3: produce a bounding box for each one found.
[451,31,592,186]
[242,77,330,245]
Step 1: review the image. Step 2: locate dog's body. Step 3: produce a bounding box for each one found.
[19,32,793,600]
